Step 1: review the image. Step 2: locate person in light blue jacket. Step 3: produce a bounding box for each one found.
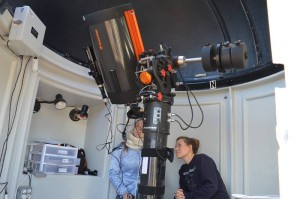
[109,119,144,199]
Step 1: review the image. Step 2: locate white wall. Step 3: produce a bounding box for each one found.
[0,41,110,199]
[28,102,116,199]
[165,88,231,198]
[162,73,285,198]
[0,41,40,199]
[0,45,18,166]
[0,44,20,199]
[230,74,284,196]
[29,105,87,147]
[25,46,112,199]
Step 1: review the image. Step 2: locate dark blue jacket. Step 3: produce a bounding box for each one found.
[178,154,229,199]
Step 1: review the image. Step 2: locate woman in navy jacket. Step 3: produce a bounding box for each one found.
[174,136,229,199]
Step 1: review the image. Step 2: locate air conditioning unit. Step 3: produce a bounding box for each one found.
[8,6,46,57]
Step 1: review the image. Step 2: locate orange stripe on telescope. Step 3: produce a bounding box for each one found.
[124,10,145,61]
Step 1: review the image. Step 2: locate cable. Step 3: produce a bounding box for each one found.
[116,122,133,135]
[0,182,8,194]
[0,34,5,41]
[103,119,135,152]
[169,52,204,130]
[14,173,30,199]
[138,85,152,95]
[6,40,18,56]
[104,102,113,152]
[66,105,78,108]
[0,56,31,178]
[174,70,204,129]
[121,119,130,141]
[112,149,125,196]
[109,143,131,196]
[178,83,204,129]
[0,56,23,176]
[96,101,114,153]
[156,43,203,130]
[28,173,32,186]
[140,45,204,130]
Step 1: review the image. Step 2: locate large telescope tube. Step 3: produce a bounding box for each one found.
[138,101,172,199]
[83,3,144,104]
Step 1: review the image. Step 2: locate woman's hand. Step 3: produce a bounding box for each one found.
[174,189,185,199]
[123,192,133,199]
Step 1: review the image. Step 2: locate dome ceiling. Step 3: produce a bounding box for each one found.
[2,0,283,88]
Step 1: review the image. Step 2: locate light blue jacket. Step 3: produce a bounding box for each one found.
[109,143,141,196]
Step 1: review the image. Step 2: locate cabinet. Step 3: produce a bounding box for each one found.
[27,143,79,175]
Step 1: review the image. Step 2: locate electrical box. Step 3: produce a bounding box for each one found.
[16,186,32,199]
[8,6,46,57]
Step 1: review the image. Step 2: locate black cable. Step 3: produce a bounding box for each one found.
[66,105,78,108]
[0,182,8,194]
[0,56,24,175]
[172,84,204,129]
[174,119,190,131]
[159,43,195,129]
[173,57,204,130]
[0,34,5,41]
[28,174,32,186]
[152,44,204,130]
[116,122,133,135]
[121,119,130,141]
[104,102,113,152]
[181,85,204,129]
[111,145,137,197]
[96,101,114,153]
[0,56,30,193]
[0,56,31,177]
[105,119,136,153]
[110,149,125,196]
[6,40,18,56]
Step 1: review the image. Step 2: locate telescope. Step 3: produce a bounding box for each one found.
[83,3,247,199]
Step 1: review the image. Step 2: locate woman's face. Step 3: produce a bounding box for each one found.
[132,120,144,138]
[175,138,193,159]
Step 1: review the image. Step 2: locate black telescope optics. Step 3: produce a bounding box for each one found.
[85,46,108,102]
[175,40,248,73]
[83,4,141,105]
[83,3,248,104]
[84,3,248,199]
